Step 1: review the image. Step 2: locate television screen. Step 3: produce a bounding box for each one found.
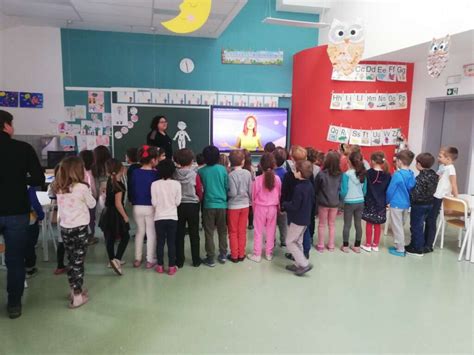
[211,106,288,152]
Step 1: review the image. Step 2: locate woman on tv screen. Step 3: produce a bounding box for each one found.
[223,115,263,151]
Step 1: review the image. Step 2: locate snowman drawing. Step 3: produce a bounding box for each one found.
[173,121,191,149]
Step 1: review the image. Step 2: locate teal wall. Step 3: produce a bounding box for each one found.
[61,0,318,100]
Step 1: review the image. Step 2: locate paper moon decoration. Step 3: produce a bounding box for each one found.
[327,18,365,76]
[161,0,212,34]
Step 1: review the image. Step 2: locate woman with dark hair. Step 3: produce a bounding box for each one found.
[147,115,173,159]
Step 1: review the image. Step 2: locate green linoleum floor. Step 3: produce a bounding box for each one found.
[1,219,473,354]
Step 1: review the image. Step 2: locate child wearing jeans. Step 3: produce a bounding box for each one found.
[283,160,314,276]
[248,153,281,262]
[199,146,229,267]
[99,159,130,275]
[424,147,459,253]
[340,151,367,253]
[273,147,289,247]
[314,151,342,252]
[151,159,182,276]
[361,152,391,252]
[227,149,252,263]
[405,153,438,256]
[386,150,416,257]
[173,148,203,267]
[130,145,159,269]
[52,157,96,308]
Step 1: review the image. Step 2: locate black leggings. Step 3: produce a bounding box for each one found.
[343,203,364,247]
[104,230,130,261]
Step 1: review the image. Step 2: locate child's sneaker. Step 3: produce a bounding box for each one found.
[133,260,142,268]
[110,259,123,275]
[69,291,89,309]
[54,267,66,275]
[295,263,313,276]
[360,245,372,253]
[202,257,216,267]
[388,246,406,257]
[155,265,165,273]
[227,254,239,263]
[26,267,39,279]
[327,245,335,252]
[340,246,349,253]
[247,254,261,263]
[405,245,424,257]
[168,266,177,276]
[371,245,379,252]
[350,246,361,253]
[315,245,325,253]
[145,262,156,269]
[238,257,245,262]
[217,253,227,264]
[285,264,298,272]
[265,254,273,261]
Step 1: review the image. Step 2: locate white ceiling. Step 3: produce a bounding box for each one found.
[368,30,474,63]
[0,0,248,38]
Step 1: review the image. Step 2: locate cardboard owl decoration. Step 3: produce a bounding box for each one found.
[427,35,450,78]
[327,19,365,75]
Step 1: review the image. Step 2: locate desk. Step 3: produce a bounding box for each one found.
[458,194,474,263]
[36,191,56,261]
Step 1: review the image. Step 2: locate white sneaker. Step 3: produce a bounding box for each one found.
[360,245,372,253]
[107,259,126,268]
[247,254,262,263]
[372,246,379,252]
[110,259,123,275]
[265,254,273,261]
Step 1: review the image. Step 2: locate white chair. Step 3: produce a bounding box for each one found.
[433,197,472,261]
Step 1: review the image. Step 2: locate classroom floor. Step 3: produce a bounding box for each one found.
[1,217,473,355]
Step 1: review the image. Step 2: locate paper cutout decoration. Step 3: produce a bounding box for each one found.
[327,18,365,75]
[173,121,191,149]
[161,0,212,34]
[20,92,43,108]
[427,35,450,78]
[88,91,105,113]
[0,91,19,107]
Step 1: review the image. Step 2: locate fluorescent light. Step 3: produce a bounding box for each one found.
[262,17,329,28]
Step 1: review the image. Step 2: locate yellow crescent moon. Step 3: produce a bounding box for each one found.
[161,0,212,34]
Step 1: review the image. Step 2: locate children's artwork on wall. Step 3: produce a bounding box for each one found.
[64,106,76,120]
[102,113,112,127]
[151,90,169,104]
[201,93,217,106]
[186,93,202,105]
[232,95,249,107]
[117,91,135,103]
[248,95,264,107]
[96,135,110,147]
[327,18,365,75]
[263,96,279,108]
[88,91,105,113]
[217,94,233,106]
[112,104,128,126]
[20,92,43,108]
[173,121,191,149]
[427,35,450,78]
[135,91,152,104]
[59,135,76,151]
[75,105,86,119]
[349,129,363,145]
[76,135,88,152]
[0,91,19,107]
[86,136,97,150]
[81,120,94,135]
[169,91,186,105]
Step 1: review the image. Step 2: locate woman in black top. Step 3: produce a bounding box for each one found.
[146,115,172,159]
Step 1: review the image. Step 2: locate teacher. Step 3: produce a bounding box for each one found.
[146,115,173,159]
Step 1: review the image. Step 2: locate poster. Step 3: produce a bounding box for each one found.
[221,49,283,65]
[117,91,134,103]
[59,135,75,151]
[232,95,249,107]
[68,123,81,135]
[370,130,382,146]
[387,93,399,110]
[86,136,97,150]
[103,113,112,127]
[330,93,344,110]
[20,92,43,108]
[201,93,217,106]
[352,94,366,110]
[382,128,400,145]
[263,96,278,108]
[135,91,152,104]
[327,125,339,143]
[96,135,110,146]
[337,127,351,143]
[75,105,86,119]
[186,93,202,105]
[217,94,233,106]
[248,96,264,107]
[332,64,406,82]
[65,106,76,120]
[360,130,371,146]
[385,65,397,82]
[327,126,401,146]
[365,93,378,110]
[342,93,353,110]
[151,90,169,104]
[376,94,388,110]
[376,65,389,81]
[349,129,363,145]
[77,135,88,152]
[88,91,105,113]
[169,91,186,105]
[397,92,408,109]
[0,91,19,107]
[81,120,95,135]
[112,104,128,126]
[396,65,407,81]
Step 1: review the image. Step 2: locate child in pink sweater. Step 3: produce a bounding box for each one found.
[248,153,281,262]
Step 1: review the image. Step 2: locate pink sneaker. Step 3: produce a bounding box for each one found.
[133,260,142,268]
[327,245,335,252]
[145,262,156,269]
[340,246,349,253]
[168,266,177,276]
[315,245,325,253]
[155,265,164,274]
[351,246,361,253]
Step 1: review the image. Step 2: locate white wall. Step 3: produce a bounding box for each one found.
[320,0,474,59]
[1,26,64,135]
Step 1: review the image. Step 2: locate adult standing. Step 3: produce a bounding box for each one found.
[146,115,173,159]
[0,110,44,319]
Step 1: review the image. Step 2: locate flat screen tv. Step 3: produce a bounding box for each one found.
[211,106,289,153]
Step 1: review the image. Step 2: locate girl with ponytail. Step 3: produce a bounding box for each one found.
[98,158,130,276]
[340,151,368,253]
[247,153,282,262]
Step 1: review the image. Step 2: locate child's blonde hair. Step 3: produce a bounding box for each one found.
[290,145,307,162]
[52,156,86,194]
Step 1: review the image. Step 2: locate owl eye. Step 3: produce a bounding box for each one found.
[348,25,363,42]
[350,29,356,35]
[337,30,344,37]
[431,44,438,51]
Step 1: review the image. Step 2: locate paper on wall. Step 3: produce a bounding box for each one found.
[151,90,168,104]
[76,135,88,152]
[117,91,134,103]
[396,65,407,82]
[169,91,186,105]
[102,113,112,127]
[352,94,366,110]
[263,96,279,108]
[74,105,86,119]
[96,135,110,147]
[135,91,152,104]
[248,96,264,107]
[232,95,249,107]
[186,93,202,105]
[329,92,343,110]
[201,93,217,106]
[376,65,389,81]
[112,104,128,126]
[385,65,397,82]
[88,91,105,113]
[382,128,400,145]
[342,93,353,110]
[370,130,382,146]
[386,93,399,110]
[376,94,388,110]
[217,94,233,106]
[65,106,76,121]
[397,92,408,109]
[86,136,97,150]
[327,125,339,142]
[360,130,371,146]
[365,93,378,110]
[349,129,363,145]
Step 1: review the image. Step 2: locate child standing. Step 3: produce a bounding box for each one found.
[248,153,281,262]
[314,151,342,252]
[25,186,44,278]
[199,146,229,267]
[99,159,130,275]
[361,152,391,252]
[424,147,459,253]
[52,157,96,308]
[340,151,368,253]
[227,150,252,263]
[283,160,314,276]
[79,150,98,245]
[173,148,203,267]
[406,153,438,256]
[151,159,182,276]
[386,150,416,257]
[92,145,111,214]
[130,145,159,268]
[125,147,140,203]
[273,147,289,247]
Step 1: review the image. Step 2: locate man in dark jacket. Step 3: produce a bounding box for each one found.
[0,110,44,319]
